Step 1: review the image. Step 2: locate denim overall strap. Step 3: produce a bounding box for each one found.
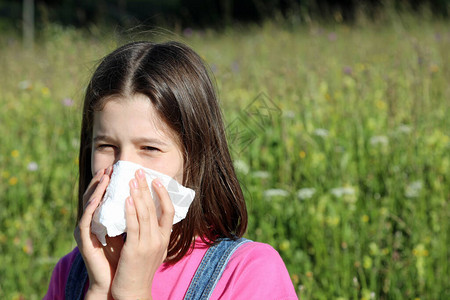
[65,251,88,300]
[184,237,251,300]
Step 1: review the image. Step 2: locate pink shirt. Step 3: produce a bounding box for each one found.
[44,238,298,299]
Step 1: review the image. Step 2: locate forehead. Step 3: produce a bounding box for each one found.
[92,94,180,144]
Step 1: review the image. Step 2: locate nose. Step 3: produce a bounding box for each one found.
[116,147,138,164]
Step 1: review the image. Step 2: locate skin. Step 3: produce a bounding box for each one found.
[74,94,183,300]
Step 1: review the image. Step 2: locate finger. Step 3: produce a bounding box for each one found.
[129,178,150,226]
[82,168,105,207]
[105,165,113,176]
[125,196,139,245]
[135,169,156,211]
[84,165,112,195]
[78,173,110,242]
[78,195,102,245]
[129,179,151,245]
[89,168,107,190]
[85,173,110,210]
[131,169,158,224]
[152,179,175,234]
[129,169,158,241]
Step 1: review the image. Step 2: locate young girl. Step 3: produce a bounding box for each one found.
[44,41,297,299]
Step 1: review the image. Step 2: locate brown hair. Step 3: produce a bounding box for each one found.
[77,41,247,263]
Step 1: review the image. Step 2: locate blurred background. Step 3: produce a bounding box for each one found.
[0,0,449,299]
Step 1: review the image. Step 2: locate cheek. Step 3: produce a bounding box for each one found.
[169,152,184,183]
[146,154,184,182]
[91,151,116,175]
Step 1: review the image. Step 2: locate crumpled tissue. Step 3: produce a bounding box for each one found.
[91,160,195,246]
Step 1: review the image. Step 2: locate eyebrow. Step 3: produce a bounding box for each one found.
[93,135,114,143]
[132,137,169,147]
[93,135,169,147]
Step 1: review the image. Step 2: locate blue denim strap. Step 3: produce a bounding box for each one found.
[184,237,251,300]
[65,251,88,300]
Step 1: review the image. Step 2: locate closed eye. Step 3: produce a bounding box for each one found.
[96,144,116,150]
[142,146,160,151]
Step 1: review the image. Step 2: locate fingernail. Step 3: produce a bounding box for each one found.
[132,179,139,189]
[99,175,105,183]
[87,197,96,207]
[154,178,163,188]
[106,166,112,175]
[127,197,134,206]
[137,169,145,179]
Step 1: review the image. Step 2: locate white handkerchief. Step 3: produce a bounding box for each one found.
[91,160,195,246]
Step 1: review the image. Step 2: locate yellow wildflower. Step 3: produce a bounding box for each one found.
[326,216,340,226]
[41,87,50,96]
[11,150,19,158]
[299,151,306,159]
[9,176,18,186]
[413,244,429,257]
[363,255,372,269]
[279,240,290,251]
[356,63,366,72]
[375,100,386,110]
[23,245,32,254]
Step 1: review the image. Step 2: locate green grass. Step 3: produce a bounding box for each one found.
[1,16,449,299]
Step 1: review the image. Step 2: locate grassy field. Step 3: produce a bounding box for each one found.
[0,14,449,299]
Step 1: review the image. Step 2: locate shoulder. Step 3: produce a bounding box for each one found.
[212,240,298,300]
[229,240,294,282]
[230,240,285,268]
[43,247,80,300]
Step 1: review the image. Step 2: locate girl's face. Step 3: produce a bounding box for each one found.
[91,94,184,183]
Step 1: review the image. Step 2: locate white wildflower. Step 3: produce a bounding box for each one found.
[18,80,32,90]
[27,162,38,171]
[396,124,412,134]
[252,171,270,179]
[233,159,249,174]
[72,138,80,149]
[370,135,389,146]
[405,181,423,198]
[283,110,296,119]
[297,188,316,200]
[331,187,355,198]
[264,189,289,198]
[313,128,329,137]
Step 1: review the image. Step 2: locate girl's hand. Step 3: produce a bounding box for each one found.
[111,169,175,300]
[74,166,123,300]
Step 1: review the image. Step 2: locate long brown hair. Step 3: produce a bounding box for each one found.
[77,41,247,263]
